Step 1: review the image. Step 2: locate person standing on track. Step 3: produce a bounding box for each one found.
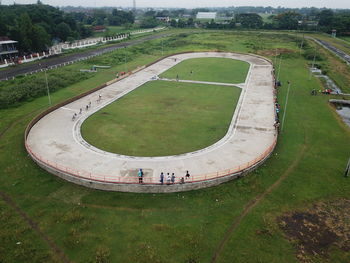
[138,169,143,184]
[160,172,164,184]
[166,173,171,185]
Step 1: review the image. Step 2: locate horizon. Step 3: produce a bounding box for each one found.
[1,0,349,9]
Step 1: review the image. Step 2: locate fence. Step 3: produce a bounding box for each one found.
[25,138,277,185]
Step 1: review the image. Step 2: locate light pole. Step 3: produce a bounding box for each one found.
[44,68,51,106]
[281,81,291,132]
[124,46,127,73]
[40,64,51,106]
[161,39,164,56]
[277,55,282,82]
[309,47,317,80]
[274,48,278,65]
[299,34,305,54]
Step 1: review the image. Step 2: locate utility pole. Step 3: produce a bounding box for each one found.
[133,0,136,13]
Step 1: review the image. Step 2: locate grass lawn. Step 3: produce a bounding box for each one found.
[0,30,350,263]
[82,80,241,156]
[160,57,250,83]
[339,36,350,43]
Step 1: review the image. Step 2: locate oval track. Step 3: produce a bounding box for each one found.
[25,52,277,193]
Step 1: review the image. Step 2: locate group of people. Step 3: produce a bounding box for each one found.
[71,94,102,121]
[137,169,191,185]
[159,170,191,185]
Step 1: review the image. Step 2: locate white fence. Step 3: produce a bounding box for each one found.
[0,27,166,69]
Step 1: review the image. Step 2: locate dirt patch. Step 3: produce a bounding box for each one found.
[279,199,350,262]
[258,48,294,56]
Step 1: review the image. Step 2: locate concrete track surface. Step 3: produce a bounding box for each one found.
[25,52,277,193]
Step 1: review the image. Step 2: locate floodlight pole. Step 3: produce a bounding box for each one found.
[274,48,278,65]
[299,34,305,54]
[124,46,127,72]
[345,158,350,177]
[40,64,51,106]
[277,55,282,82]
[161,39,164,56]
[309,47,317,80]
[281,81,291,132]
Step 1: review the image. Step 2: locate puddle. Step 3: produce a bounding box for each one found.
[336,105,350,128]
[310,67,342,94]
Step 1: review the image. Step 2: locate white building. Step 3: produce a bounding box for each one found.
[196,12,217,19]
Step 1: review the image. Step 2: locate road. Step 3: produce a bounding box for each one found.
[310,37,350,65]
[0,33,170,81]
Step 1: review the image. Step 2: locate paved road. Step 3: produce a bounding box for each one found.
[0,33,170,81]
[310,37,350,65]
[26,52,276,193]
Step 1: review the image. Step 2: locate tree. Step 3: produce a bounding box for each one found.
[32,24,50,51]
[275,11,300,30]
[177,19,186,28]
[318,9,334,27]
[19,13,34,52]
[0,15,7,36]
[140,17,159,28]
[56,22,71,41]
[170,19,177,27]
[187,17,194,27]
[235,13,263,29]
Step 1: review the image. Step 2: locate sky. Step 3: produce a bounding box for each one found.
[1,0,350,9]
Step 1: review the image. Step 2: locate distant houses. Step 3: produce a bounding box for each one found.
[156,16,170,23]
[196,12,217,20]
[0,36,18,63]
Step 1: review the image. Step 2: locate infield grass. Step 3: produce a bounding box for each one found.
[160,57,250,83]
[81,80,241,156]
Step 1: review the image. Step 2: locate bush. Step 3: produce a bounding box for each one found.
[0,69,91,109]
[303,48,325,61]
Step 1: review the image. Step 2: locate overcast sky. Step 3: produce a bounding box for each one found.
[2,0,349,9]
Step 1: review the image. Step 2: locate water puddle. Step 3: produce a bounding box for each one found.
[310,68,350,127]
[310,67,342,94]
[336,105,350,128]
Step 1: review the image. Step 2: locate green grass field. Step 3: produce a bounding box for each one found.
[0,30,350,263]
[160,57,250,83]
[339,36,350,43]
[82,81,241,156]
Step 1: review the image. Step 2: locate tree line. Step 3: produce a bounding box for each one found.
[169,10,350,35]
[0,3,135,54]
[0,3,93,54]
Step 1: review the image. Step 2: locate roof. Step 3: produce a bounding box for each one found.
[0,36,17,44]
[196,12,217,19]
[0,40,18,44]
